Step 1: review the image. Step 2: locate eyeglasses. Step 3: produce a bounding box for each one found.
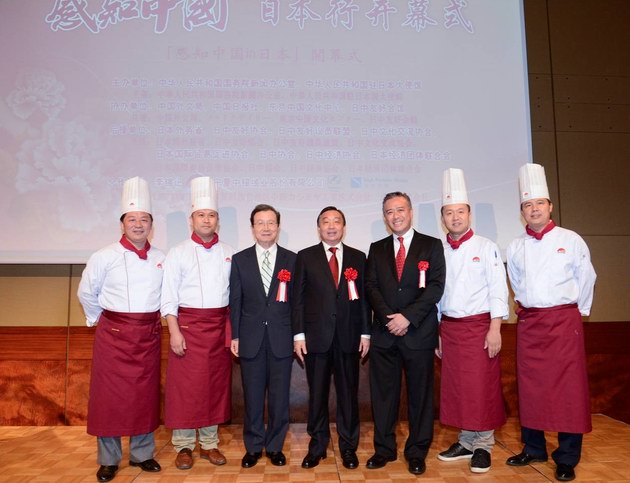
[254,221,278,228]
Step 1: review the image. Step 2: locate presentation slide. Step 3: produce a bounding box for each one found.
[0,0,531,263]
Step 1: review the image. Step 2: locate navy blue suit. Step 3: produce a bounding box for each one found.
[230,245,296,453]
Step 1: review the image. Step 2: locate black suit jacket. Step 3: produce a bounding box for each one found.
[230,245,296,359]
[366,230,445,350]
[292,243,370,354]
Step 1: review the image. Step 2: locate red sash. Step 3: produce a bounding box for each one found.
[165,307,232,429]
[516,303,591,433]
[439,313,506,430]
[87,310,161,437]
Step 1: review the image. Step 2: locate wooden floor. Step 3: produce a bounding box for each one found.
[0,416,628,482]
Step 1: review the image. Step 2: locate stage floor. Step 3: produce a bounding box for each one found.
[1,415,628,482]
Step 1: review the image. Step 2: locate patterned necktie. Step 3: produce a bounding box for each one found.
[261,250,272,296]
[395,236,406,281]
[329,247,339,289]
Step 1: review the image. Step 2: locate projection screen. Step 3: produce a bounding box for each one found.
[0,0,531,263]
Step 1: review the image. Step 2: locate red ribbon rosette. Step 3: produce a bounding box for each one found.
[417,261,429,288]
[344,268,359,300]
[276,269,291,302]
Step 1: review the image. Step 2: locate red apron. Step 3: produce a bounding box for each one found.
[516,303,591,433]
[87,310,161,437]
[439,313,506,431]
[165,307,231,429]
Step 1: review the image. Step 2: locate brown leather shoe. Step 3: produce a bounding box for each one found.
[200,448,227,465]
[175,448,193,470]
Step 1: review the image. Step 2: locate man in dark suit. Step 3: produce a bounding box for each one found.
[365,192,446,475]
[293,206,371,470]
[230,204,296,468]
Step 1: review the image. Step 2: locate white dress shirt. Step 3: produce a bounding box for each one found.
[78,242,165,326]
[507,226,596,316]
[256,243,278,276]
[439,234,509,320]
[322,241,343,285]
[161,238,234,317]
[392,228,414,259]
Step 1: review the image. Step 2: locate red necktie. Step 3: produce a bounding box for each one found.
[526,220,556,240]
[191,232,219,249]
[329,247,339,289]
[447,229,474,250]
[395,236,405,281]
[119,236,150,260]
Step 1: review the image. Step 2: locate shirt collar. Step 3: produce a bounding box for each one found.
[255,243,277,258]
[322,241,343,252]
[392,228,414,243]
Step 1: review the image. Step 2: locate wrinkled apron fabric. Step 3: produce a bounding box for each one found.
[87,310,161,437]
[440,313,506,430]
[516,303,591,433]
[165,307,231,428]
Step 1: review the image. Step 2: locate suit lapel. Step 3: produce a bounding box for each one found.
[268,247,288,300]
[339,244,351,293]
[402,231,421,283]
[384,235,399,282]
[245,246,267,298]
[318,242,338,290]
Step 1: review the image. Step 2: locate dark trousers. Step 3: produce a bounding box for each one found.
[369,343,434,460]
[240,327,293,453]
[522,427,583,467]
[304,336,360,455]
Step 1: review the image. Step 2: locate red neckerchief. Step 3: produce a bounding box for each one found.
[526,220,556,240]
[119,235,150,260]
[447,229,474,250]
[191,231,219,249]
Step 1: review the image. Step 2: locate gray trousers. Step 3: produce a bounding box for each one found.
[458,430,495,452]
[172,426,219,452]
[97,433,155,465]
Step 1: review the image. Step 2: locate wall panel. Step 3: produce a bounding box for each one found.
[0,265,70,327]
[556,132,630,235]
[584,236,630,322]
[548,0,630,76]
[523,0,552,74]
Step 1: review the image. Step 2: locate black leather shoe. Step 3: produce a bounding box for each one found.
[408,457,426,475]
[266,451,286,466]
[366,453,396,469]
[506,451,548,466]
[129,458,161,472]
[96,465,118,482]
[301,452,326,469]
[341,449,359,469]
[241,452,262,468]
[555,464,576,481]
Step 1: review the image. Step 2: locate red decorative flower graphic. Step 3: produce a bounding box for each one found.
[277,269,291,283]
[344,267,358,281]
[418,261,429,271]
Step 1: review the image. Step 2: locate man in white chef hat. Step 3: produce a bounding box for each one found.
[505,163,596,482]
[161,176,234,470]
[436,168,508,474]
[78,176,164,482]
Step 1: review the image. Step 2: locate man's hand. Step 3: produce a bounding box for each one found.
[294,340,307,363]
[386,313,410,336]
[169,330,187,356]
[230,339,239,357]
[359,337,370,358]
[435,335,442,359]
[484,327,502,358]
